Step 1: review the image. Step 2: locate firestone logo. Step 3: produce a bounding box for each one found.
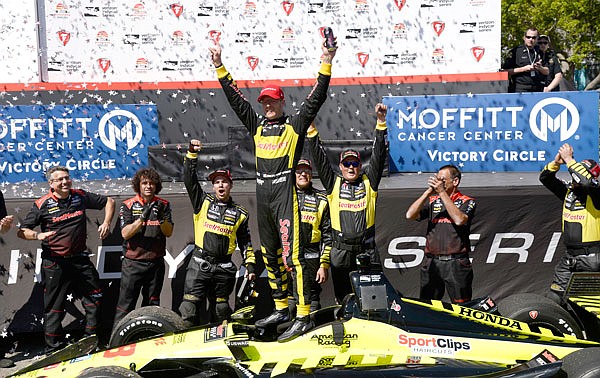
[529,97,579,142]
[432,21,445,36]
[98,109,144,151]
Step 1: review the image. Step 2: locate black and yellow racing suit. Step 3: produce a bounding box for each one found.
[179,151,255,325]
[307,120,388,302]
[288,185,332,312]
[215,62,331,313]
[540,160,600,298]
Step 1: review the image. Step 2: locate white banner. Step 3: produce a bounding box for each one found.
[40,0,501,82]
[0,2,40,83]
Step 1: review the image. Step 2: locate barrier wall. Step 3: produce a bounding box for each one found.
[0,184,564,335]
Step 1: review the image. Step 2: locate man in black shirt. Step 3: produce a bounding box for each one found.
[18,166,115,352]
[537,35,563,92]
[502,27,548,92]
[0,191,15,368]
[113,168,174,328]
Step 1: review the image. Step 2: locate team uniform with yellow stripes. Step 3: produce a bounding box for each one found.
[214,62,331,316]
[540,159,600,299]
[288,186,332,312]
[307,121,388,303]
[179,152,255,326]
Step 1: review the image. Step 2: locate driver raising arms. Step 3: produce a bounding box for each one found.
[209,33,336,341]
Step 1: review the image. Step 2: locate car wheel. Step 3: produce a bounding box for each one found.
[109,306,186,348]
[77,366,142,378]
[560,347,600,378]
[498,293,584,338]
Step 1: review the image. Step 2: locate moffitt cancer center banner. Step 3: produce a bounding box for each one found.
[0,104,159,182]
[383,91,600,172]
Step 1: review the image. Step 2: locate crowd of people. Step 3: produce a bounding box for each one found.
[0,29,598,368]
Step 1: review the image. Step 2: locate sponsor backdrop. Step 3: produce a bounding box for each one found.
[0,3,39,83]
[39,0,500,82]
[384,92,600,172]
[0,105,159,181]
[0,187,565,335]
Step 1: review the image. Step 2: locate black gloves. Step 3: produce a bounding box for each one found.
[140,202,155,222]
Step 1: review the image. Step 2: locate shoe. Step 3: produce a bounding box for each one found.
[0,358,15,368]
[255,309,290,328]
[277,316,314,342]
[44,342,67,355]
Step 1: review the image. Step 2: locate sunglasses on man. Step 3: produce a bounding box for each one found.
[538,41,548,45]
[341,161,360,168]
[525,35,537,39]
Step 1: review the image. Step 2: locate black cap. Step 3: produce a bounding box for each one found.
[296,159,312,170]
[339,149,361,162]
[208,169,232,183]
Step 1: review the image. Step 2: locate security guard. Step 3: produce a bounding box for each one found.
[502,27,548,92]
[179,139,256,326]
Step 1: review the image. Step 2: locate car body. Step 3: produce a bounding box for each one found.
[10,267,600,378]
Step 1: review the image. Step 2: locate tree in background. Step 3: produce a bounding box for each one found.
[501,0,599,89]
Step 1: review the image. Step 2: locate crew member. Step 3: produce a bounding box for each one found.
[113,168,174,328]
[0,190,15,368]
[540,143,600,304]
[179,139,256,326]
[306,103,388,304]
[406,164,476,304]
[281,159,332,341]
[18,166,115,352]
[208,35,336,331]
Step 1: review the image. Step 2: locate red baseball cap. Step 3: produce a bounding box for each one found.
[208,169,232,183]
[257,84,284,103]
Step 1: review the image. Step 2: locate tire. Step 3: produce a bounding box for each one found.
[109,306,186,348]
[498,293,584,338]
[77,366,142,378]
[560,347,600,378]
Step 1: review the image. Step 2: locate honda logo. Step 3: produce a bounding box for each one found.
[529,97,579,142]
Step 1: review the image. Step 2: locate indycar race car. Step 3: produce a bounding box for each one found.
[10,258,600,378]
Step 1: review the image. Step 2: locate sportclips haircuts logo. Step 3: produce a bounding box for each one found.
[529,97,580,142]
[98,109,144,150]
[399,334,470,355]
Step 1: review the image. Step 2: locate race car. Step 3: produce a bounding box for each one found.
[10,259,600,378]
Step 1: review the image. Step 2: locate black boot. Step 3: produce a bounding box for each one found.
[277,316,314,342]
[255,308,290,328]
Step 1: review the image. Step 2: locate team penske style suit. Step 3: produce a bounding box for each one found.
[540,160,600,299]
[114,195,173,326]
[417,191,476,304]
[215,62,331,311]
[288,185,332,312]
[179,151,255,325]
[20,189,108,350]
[306,121,388,303]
